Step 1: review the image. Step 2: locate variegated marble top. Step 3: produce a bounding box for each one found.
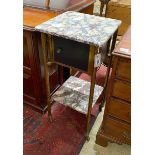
[35,11,121,47]
[52,76,103,114]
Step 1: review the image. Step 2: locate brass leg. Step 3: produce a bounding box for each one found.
[41,33,52,121]
[99,29,118,110]
[86,67,97,140]
[99,95,105,111]
[86,46,97,140]
[99,54,112,111]
[111,29,118,51]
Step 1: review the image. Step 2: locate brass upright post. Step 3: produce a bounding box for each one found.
[41,33,52,121]
[99,29,118,110]
[86,46,97,140]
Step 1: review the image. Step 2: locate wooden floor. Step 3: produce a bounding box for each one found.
[79,105,131,155]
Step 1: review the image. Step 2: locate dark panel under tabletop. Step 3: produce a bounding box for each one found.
[53,36,90,72]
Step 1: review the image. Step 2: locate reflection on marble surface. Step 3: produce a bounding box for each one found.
[52,76,103,114]
[35,11,121,48]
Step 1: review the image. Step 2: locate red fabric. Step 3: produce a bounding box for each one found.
[24,65,107,155]
[79,65,107,86]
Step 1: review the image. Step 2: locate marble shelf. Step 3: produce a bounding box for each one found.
[52,76,103,114]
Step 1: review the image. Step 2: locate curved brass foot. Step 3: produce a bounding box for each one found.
[86,136,90,141]
[99,105,103,112]
[48,115,52,122]
[85,133,90,141]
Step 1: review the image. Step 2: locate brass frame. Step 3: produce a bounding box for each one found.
[99,29,118,110]
[40,28,118,140]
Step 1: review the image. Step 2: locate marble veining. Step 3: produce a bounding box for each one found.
[52,76,103,114]
[35,11,121,48]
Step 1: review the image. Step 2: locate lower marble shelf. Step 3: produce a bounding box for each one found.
[52,76,103,114]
